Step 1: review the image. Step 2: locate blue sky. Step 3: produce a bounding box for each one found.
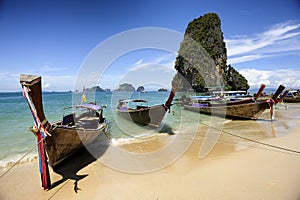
[0,0,299,91]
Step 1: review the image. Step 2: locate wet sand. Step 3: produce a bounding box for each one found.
[0,103,300,200]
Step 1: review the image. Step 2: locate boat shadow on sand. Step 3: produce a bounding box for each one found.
[133,121,175,135]
[49,135,110,193]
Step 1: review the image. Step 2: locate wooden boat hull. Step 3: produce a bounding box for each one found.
[117,105,168,127]
[184,102,269,120]
[116,85,176,127]
[45,123,108,167]
[282,97,300,103]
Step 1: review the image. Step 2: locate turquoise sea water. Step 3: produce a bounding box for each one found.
[2,90,298,169]
[0,91,209,167]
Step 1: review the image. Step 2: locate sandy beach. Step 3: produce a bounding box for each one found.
[1,103,300,200]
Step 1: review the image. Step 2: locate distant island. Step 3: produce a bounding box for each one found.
[86,86,105,92]
[137,86,145,92]
[80,86,111,92]
[82,85,170,92]
[158,88,168,92]
[115,83,135,92]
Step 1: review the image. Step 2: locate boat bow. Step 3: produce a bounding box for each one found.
[20,74,52,133]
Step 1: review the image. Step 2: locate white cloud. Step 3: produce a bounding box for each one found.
[39,65,68,72]
[43,83,50,89]
[41,75,75,91]
[152,53,177,64]
[0,72,76,92]
[133,59,143,66]
[228,54,265,64]
[129,52,176,72]
[226,21,300,64]
[262,23,300,39]
[239,68,300,89]
[129,62,175,73]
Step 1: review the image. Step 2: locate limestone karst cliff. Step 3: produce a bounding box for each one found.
[173,13,249,92]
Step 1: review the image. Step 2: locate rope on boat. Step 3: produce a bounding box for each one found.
[199,121,300,154]
[0,138,44,180]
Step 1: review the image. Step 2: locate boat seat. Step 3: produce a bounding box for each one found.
[77,117,99,129]
[62,114,75,126]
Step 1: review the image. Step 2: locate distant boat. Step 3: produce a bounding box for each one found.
[210,90,252,101]
[116,86,176,127]
[20,74,110,189]
[184,84,286,120]
[282,90,300,103]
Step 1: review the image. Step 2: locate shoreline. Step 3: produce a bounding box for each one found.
[1,103,300,199]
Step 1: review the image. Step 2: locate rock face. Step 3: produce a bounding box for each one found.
[173,13,249,92]
[115,83,135,91]
[226,65,249,91]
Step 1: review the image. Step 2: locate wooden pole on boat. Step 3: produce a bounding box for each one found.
[254,84,266,100]
[267,85,285,121]
[272,85,286,103]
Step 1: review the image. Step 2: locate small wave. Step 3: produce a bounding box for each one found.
[224,119,232,124]
[0,96,23,101]
[0,153,37,169]
[111,137,137,146]
[111,132,166,146]
[0,92,23,100]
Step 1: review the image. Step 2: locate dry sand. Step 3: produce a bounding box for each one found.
[1,103,300,200]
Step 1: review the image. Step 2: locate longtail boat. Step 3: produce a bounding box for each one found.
[116,86,176,127]
[184,84,285,120]
[20,74,110,189]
